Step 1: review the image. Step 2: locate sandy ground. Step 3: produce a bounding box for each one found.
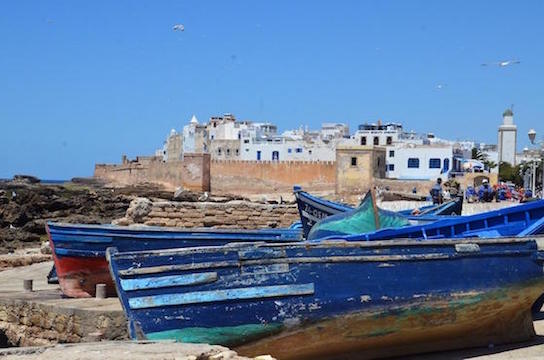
[0,341,272,360]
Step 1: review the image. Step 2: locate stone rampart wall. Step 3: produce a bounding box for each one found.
[94,153,210,191]
[210,160,336,194]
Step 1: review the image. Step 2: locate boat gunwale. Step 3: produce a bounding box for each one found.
[106,235,544,260]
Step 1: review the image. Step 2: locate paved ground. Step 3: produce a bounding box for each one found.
[0,341,271,360]
[0,261,122,312]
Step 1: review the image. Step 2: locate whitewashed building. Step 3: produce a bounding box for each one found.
[353,122,403,146]
[385,143,453,180]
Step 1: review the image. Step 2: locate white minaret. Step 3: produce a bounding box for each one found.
[497,108,517,165]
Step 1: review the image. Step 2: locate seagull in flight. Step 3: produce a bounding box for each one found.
[481,59,520,67]
[172,24,185,32]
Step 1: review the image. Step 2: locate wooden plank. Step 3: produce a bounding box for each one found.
[119,260,240,276]
[121,272,218,291]
[518,216,544,237]
[128,283,315,309]
[370,188,380,229]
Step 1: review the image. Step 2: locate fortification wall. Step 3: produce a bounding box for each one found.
[210,160,336,194]
[94,154,210,191]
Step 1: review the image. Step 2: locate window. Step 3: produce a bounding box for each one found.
[429,158,441,169]
[257,151,261,160]
[288,148,292,153]
[407,158,420,168]
[309,150,312,155]
[389,150,395,158]
[386,136,392,145]
[295,148,303,153]
[244,139,249,144]
[235,149,239,155]
[373,137,379,145]
[272,151,279,161]
[361,137,367,145]
[443,158,450,172]
[211,135,215,140]
[351,157,357,166]
[226,149,230,156]
[388,164,395,171]
[217,148,222,155]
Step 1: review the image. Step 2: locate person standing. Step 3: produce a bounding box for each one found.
[430,178,444,205]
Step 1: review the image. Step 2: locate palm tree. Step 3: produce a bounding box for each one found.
[471,148,488,161]
[483,160,497,172]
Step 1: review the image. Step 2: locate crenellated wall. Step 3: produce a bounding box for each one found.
[94,154,210,191]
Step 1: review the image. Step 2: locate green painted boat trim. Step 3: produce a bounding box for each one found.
[146,323,283,346]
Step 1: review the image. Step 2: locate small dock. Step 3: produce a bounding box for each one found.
[0,261,126,346]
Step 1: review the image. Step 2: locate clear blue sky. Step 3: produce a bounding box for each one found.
[1,1,543,179]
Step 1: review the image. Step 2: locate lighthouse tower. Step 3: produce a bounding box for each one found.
[497,108,517,165]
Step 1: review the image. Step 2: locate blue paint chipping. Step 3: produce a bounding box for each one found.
[128,283,315,309]
[121,272,218,291]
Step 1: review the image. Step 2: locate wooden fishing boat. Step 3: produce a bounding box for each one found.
[46,222,302,298]
[308,198,544,240]
[107,236,544,359]
[294,186,463,238]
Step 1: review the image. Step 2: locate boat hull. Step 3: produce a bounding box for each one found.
[47,222,302,298]
[107,237,544,359]
[236,281,539,359]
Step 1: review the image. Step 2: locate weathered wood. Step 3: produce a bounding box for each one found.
[121,272,218,291]
[129,283,315,309]
[119,261,240,277]
[370,188,381,229]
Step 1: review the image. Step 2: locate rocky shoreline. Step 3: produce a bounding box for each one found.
[0,176,293,255]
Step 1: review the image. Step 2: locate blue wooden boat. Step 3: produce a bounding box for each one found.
[294,186,462,238]
[308,199,544,240]
[107,236,544,359]
[46,222,302,298]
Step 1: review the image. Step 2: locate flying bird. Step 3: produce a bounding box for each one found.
[481,60,520,67]
[172,24,185,32]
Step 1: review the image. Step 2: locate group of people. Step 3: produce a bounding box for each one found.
[430,177,538,205]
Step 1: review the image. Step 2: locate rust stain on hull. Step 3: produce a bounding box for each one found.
[236,280,544,360]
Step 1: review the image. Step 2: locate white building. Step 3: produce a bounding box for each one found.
[385,143,453,180]
[239,135,338,161]
[321,123,350,140]
[353,122,403,146]
[497,109,517,165]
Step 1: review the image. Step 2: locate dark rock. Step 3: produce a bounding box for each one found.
[13,175,41,184]
[173,189,201,202]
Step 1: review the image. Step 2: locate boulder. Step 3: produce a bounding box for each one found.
[125,198,152,223]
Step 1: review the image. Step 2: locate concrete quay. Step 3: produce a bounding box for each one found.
[0,261,125,346]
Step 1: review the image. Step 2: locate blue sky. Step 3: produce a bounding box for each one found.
[1,1,543,179]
